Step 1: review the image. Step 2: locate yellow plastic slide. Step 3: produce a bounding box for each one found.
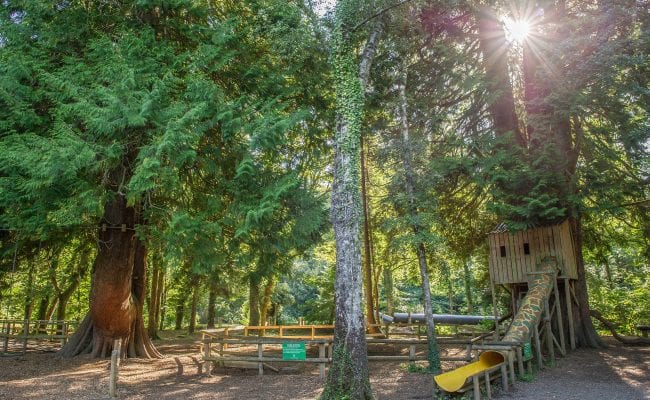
[434,351,505,392]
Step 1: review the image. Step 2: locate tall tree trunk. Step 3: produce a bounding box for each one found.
[188,277,199,334]
[522,7,603,348]
[383,267,394,315]
[207,278,218,329]
[321,9,383,400]
[260,277,276,326]
[571,217,604,347]
[60,185,160,358]
[147,253,160,338]
[463,261,474,314]
[175,302,184,330]
[156,265,166,331]
[249,275,261,326]
[360,136,378,331]
[396,66,441,374]
[23,259,35,321]
[476,6,526,147]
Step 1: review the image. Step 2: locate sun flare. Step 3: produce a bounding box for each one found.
[504,18,531,43]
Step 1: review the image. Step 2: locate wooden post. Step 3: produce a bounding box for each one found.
[563,278,576,350]
[203,337,211,376]
[318,343,326,378]
[490,282,500,341]
[500,364,508,391]
[543,300,555,365]
[516,347,524,377]
[473,374,481,400]
[3,321,9,353]
[257,343,263,376]
[109,339,121,398]
[533,324,543,370]
[61,322,68,346]
[507,350,515,384]
[409,344,415,363]
[552,279,566,355]
[484,371,492,399]
[22,319,29,355]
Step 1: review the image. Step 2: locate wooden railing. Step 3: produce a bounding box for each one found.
[0,319,79,354]
[243,324,334,339]
[200,334,476,378]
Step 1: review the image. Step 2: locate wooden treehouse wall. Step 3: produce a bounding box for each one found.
[488,220,578,284]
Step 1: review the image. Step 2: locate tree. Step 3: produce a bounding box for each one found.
[322,1,383,398]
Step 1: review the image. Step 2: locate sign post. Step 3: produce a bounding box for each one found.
[282,342,306,360]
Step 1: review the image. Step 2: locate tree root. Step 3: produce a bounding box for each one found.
[59,313,162,358]
[590,310,650,346]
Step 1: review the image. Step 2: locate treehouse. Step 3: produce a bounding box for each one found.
[487,218,579,354]
[488,219,578,285]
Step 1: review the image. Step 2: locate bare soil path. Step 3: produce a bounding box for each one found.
[0,336,647,399]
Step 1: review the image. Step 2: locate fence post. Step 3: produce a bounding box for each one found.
[109,339,122,398]
[22,319,29,355]
[318,343,326,378]
[203,336,211,377]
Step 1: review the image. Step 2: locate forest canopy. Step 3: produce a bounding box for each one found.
[0,0,647,378]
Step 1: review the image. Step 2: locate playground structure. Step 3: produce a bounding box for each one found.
[432,220,581,399]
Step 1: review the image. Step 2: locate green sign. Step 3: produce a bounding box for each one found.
[523,342,533,361]
[282,342,306,360]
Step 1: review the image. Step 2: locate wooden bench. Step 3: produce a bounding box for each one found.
[636,325,650,338]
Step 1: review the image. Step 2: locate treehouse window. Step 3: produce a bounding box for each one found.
[500,246,506,257]
[523,242,530,255]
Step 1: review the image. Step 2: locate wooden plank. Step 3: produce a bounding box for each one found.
[510,231,522,283]
[552,278,566,355]
[498,234,510,284]
[564,278,576,350]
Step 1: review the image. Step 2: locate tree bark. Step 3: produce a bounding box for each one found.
[60,189,160,358]
[207,278,218,329]
[396,65,441,374]
[249,275,261,326]
[476,6,526,147]
[147,253,160,338]
[260,277,276,326]
[156,265,166,332]
[321,9,383,400]
[360,135,378,331]
[175,303,184,330]
[463,260,474,314]
[188,276,199,334]
[521,7,604,348]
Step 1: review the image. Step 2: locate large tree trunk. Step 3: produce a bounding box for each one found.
[360,136,378,331]
[188,276,199,334]
[463,260,474,314]
[260,277,275,326]
[521,5,603,348]
[249,275,261,326]
[60,192,160,358]
[476,6,526,147]
[321,9,383,400]
[156,265,166,331]
[207,278,218,329]
[396,66,441,374]
[147,253,160,338]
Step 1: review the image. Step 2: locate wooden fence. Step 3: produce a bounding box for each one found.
[200,332,479,378]
[0,319,79,354]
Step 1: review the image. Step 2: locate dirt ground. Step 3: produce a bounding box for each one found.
[0,336,647,399]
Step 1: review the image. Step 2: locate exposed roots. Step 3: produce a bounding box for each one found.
[590,310,650,346]
[59,313,162,358]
